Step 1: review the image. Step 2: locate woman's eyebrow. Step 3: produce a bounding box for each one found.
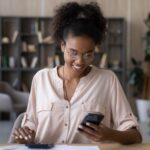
[69,48,77,51]
[69,48,94,53]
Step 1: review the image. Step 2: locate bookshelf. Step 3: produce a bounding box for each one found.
[0,17,56,91]
[99,18,126,90]
[0,17,20,89]
[0,17,126,91]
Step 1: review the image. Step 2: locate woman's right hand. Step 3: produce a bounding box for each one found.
[13,126,35,144]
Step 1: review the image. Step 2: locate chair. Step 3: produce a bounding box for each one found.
[0,81,29,118]
[0,93,14,120]
[8,113,25,143]
[136,99,150,122]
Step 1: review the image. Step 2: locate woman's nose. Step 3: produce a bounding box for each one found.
[75,55,84,65]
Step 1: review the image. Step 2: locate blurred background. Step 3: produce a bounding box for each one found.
[0,0,150,144]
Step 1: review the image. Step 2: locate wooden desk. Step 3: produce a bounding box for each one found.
[98,143,150,150]
[0,143,150,150]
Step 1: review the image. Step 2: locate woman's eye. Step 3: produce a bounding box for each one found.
[84,53,92,57]
[71,51,78,55]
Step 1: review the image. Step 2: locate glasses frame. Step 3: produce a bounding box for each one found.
[65,48,95,61]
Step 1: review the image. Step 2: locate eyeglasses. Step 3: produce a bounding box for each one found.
[65,49,94,61]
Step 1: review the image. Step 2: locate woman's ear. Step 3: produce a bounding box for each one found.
[61,41,65,53]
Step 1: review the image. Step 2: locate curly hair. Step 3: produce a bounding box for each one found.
[51,2,106,45]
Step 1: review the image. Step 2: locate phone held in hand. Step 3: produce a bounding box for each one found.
[81,113,104,126]
[25,144,54,149]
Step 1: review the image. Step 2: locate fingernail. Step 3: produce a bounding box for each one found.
[86,122,90,126]
[28,135,32,139]
[15,136,18,139]
[19,135,23,139]
[78,125,83,129]
[25,136,28,141]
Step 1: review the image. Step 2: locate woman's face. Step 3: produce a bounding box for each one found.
[61,35,95,76]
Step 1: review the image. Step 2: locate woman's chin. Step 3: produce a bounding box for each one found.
[72,65,87,75]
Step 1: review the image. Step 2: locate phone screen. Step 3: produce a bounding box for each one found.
[81,113,104,126]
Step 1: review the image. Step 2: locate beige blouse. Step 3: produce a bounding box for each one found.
[21,66,139,144]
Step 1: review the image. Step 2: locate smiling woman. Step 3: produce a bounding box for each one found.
[12,2,142,145]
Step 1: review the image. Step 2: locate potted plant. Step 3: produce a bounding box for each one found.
[135,13,150,123]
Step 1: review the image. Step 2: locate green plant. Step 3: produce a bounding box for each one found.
[144,13,150,61]
[128,58,144,97]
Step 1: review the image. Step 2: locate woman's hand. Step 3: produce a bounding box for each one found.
[13,126,35,144]
[78,123,113,142]
[78,123,142,144]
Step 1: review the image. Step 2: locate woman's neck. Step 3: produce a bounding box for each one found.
[58,65,91,82]
[62,65,91,81]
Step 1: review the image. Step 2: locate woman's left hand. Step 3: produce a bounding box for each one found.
[78,123,114,142]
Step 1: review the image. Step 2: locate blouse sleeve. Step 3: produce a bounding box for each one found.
[21,76,37,131]
[110,73,139,131]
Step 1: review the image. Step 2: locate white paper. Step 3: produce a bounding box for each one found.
[0,144,22,150]
[52,145,100,150]
[0,145,100,150]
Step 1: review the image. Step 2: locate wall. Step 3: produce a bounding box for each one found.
[0,0,150,68]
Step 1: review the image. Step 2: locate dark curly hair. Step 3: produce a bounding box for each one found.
[51,2,106,45]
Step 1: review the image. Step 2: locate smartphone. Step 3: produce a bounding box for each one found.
[25,144,54,149]
[81,113,104,126]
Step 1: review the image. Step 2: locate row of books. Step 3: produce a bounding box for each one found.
[2,30,18,44]
[0,52,123,71]
[37,31,53,44]
[20,55,61,68]
[21,57,38,68]
[1,30,53,44]
[22,42,37,52]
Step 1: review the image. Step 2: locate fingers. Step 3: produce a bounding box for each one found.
[24,127,35,140]
[78,123,104,142]
[13,130,26,144]
[86,122,99,131]
[13,127,35,144]
[78,128,98,141]
[79,125,99,138]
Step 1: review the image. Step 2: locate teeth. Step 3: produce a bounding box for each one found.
[73,65,82,70]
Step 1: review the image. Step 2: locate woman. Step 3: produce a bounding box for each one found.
[13,2,141,144]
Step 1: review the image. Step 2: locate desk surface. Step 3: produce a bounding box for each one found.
[98,143,150,150]
[0,143,150,150]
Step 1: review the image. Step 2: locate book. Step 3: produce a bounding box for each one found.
[12,78,19,88]
[9,56,15,68]
[99,53,107,68]
[28,44,36,52]
[35,21,39,33]
[2,37,10,43]
[30,56,38,68]
[47,56,54,68]
[37,31,43,43]
[54,55,60,66]
[22,42,28,52]
[40,21,45,35]
[12,30,18,43]
[21,57,28,68]
[43,36,53,44]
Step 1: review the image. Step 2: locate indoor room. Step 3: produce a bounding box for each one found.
[0,0,150,149]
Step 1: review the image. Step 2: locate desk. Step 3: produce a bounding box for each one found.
[0,143,150,150]
[98,143,150,150]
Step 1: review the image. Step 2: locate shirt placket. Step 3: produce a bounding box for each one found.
[61,101,70,144]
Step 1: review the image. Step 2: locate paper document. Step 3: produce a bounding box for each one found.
[0,144,21,150]
[0,145,100,150]
[51,145,100,150]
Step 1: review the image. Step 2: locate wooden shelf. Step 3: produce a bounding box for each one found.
[0,68,19,71]
[21,33,37,36]
[0,17,126,91]
[20,68,40,71]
